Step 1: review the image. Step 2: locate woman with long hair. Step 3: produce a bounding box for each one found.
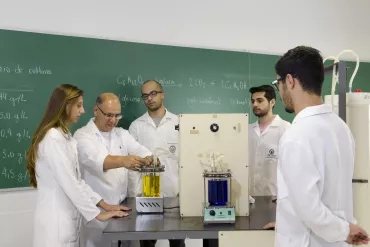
[27,84,127,247]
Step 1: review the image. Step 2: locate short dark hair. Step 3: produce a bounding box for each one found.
[96,96,102,105]
[141,80,163,91]
[275,46,324,96]
[249,85,276,102]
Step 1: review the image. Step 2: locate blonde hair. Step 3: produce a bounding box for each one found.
[26,84,83,188]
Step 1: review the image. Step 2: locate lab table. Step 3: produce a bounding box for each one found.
[103,196,276,247]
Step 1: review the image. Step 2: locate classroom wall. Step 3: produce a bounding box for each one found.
[0,1,369,247]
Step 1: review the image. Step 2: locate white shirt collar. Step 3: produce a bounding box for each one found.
[252,114,283,128]
[142,108,173,123]
[292,104,332,124]
[85,117,118,137]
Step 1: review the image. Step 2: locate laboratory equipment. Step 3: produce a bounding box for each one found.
[135,148,176,213]
[135,164,165,213]
[178,113,249,217]
[325,92,370,233]
[219,231,275,247]
[324,53,370,233]
[203,164,235,224]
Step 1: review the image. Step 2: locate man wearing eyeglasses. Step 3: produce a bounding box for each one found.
[270,46,369,246]
[129,80,185,247]
[74,93,155,247]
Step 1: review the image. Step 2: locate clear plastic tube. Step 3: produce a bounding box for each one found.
[323,50,360,106]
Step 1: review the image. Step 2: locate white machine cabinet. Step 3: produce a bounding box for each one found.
[219,231,274,247]
[325,92,370,233]
[178,113,250,217]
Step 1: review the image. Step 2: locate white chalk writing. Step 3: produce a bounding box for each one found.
[0,64,52,75]
[118,93,141,108]
[186,97,221,107]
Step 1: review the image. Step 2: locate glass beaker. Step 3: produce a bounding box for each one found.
[139,166,165,197]
[203,170,232,207]
[208,178,228,206]
[143,172,161,197]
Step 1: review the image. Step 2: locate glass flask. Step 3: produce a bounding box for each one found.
[203,169,232,206]
[139,166,165,197]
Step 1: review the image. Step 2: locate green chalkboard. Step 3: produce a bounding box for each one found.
[0,29,369,189]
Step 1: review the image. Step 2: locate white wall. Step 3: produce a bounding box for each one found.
[0,1,369,247]
[0,189,36,247]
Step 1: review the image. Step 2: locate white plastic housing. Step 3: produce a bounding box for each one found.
[324,92,370,232]
[178,113,249,217]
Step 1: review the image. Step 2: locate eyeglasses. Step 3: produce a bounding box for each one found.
[97,105,122,120]
[141,90,162,100]
[271,75,286,91]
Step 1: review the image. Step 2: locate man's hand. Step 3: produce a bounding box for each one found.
[95,211,128,222]
[121,155,148,170]
[346,223,370,245]
[144,155,161,166]
[263,221,276,230]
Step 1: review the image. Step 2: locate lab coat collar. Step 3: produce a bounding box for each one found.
[270,114,283,127]
[140,108,174,124]
[84,118,121,150]
[252,114,283,136]
[252,114,283,129]
[292,104,332,124]
[84,118,118,137]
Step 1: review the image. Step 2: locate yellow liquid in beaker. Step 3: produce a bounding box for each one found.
[143,174,160,197]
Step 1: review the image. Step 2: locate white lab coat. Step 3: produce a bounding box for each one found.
[33,128,101,247]
[129,110,179,197]
[275,104,355,247]
[73,118,151,247]
[248,115,290,196]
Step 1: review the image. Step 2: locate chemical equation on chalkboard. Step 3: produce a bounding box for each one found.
[0,110,28,123]
[189,78,248,91]
[0,128,31,143]
[0,64,52,75]
[186,97,221,107]
[0,92,27,106]
[116,74,182,88]
[1,166,28,183]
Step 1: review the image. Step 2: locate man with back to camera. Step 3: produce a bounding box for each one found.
[129,80,185,247]
[270,45,369,246]
[74,93,156,247]
[248,85,290,203]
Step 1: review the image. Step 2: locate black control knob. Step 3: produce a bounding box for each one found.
[175,124,179,131]
[209,210,215,216]
[210,123,219,132]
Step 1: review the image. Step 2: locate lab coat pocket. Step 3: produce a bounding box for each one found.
[275,232,291,247]
[276,232,310,247]
[58,213,79,243]
[277,168,288,199]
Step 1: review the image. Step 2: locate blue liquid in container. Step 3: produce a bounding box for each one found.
[208,179,228,206]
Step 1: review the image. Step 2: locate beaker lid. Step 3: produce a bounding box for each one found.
[137,165,165,173]
[203,170,231,178]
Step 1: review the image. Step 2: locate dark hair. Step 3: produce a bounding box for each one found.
[275,46,324,96]
[249,85,276,102]
[96,96,103,105]
[141,80,163,91]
